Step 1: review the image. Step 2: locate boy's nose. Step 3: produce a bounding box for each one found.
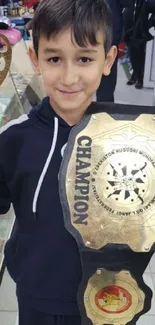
[61,64,79,86]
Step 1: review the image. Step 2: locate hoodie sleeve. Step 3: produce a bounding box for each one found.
[0,163,11,214]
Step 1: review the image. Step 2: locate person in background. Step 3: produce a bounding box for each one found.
[97,0,135,102]
[126,0,155,89]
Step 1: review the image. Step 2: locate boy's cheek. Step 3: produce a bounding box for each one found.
[86,66,104,85]
[40,67,57,82]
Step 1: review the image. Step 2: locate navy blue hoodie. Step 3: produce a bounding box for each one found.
[0,97,82,314]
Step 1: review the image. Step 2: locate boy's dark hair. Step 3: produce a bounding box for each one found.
[32,0,113,56]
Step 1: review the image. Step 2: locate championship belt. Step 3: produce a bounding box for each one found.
[59,103,155,325]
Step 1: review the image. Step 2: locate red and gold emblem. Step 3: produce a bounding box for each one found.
[84,269,145,325]
[95,285,132,314]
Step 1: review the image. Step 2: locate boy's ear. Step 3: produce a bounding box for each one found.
[28,46,41,76]
[103,46,117,76]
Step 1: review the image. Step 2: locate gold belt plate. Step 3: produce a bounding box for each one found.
[65,113,155,252]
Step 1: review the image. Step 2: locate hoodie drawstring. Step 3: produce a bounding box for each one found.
[32,117,59,219]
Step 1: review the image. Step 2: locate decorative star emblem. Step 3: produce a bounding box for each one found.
[106,162,147,204]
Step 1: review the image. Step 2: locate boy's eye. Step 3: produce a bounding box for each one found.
[48,57,60,63]
[47,57,93,64]
[80,57,92,63]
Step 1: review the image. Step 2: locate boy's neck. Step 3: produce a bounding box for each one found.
[49,99,92,126]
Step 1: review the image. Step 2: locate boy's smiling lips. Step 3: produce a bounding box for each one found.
[57,89,83,96]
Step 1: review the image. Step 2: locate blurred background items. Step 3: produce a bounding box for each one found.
[97,0,155,102]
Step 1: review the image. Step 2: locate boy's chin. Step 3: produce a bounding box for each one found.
[50,96,92,111]
[54,102,87,111]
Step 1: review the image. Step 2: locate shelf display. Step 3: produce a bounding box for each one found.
[1,0,36,17]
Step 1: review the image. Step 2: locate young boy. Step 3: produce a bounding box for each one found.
[0,0,117,324]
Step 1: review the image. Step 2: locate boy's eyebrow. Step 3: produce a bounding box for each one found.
[43,48,98,54]
[78,49,98,54]
[43,48,59,54]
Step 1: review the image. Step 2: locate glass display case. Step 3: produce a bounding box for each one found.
[0,37,44,278]
[0,38,44,127]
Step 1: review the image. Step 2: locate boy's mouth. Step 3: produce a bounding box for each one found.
[57,89,82,95]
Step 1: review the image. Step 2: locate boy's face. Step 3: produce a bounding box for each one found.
[29,29,117,116]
